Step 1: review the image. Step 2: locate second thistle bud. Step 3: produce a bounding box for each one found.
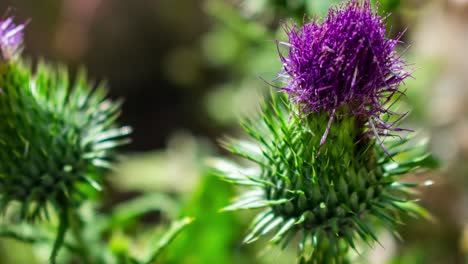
[0,17,131,221]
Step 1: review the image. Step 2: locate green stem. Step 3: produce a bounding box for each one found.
[69,210,92,264]
[49,204,69,264]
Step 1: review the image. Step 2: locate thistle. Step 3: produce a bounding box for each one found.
[0,15,130,260]
[211,1,435,263]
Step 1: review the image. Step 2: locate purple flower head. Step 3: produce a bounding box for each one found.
[0,16,25,61]
[279,0,410,145]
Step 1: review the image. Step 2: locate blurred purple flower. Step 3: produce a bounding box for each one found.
[279,0,409,145]
[0,16,25,60]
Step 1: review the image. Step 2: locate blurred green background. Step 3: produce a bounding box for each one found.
[0,0,467,263]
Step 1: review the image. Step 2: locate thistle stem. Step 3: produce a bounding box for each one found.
[69,210,92,264]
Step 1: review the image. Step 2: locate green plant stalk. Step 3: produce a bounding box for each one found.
[69,209,92,264]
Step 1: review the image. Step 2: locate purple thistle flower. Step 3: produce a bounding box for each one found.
[0,15,25,61]
[279,0,410,146]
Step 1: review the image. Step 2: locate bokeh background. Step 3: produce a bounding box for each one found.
[0,0,467,263]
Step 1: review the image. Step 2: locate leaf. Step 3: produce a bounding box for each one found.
[143,217,194,264]
[160,173,241,264]
[106,193,180,230]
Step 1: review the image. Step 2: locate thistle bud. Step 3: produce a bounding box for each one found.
[0,18,131,221]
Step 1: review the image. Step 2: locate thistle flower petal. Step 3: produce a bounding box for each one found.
[0,16,25,60]
[279,0,409,144]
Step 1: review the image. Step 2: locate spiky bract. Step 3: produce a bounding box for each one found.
[280,0,409,142]
[0,61,131,220]
[211,94,432,263]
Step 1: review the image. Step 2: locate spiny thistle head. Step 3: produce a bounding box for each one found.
[211,94,434,263]
[0,15,25,61]
[0,38,131,220]
[211,1,435,262]
[279,0,409,143]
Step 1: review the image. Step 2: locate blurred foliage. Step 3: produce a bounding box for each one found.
[160,173,244,264]
[0,194,192,263]
[404,58,442,124]
[112,132,210,194]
